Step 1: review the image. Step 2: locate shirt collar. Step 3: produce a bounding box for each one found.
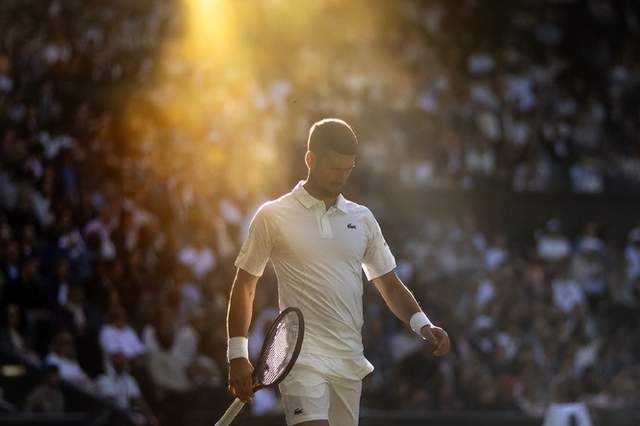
[292,181,348,214]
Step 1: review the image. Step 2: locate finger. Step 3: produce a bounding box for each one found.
[421,327,436,346]
[235,383,248,402]
[241,389,254,403]
[435,335,450,356]
[243,375,253,394]
[241,376,254,400]
[232,379,247,399]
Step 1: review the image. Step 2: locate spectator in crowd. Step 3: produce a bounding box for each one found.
[0,304,39,364]
[53,283,102,376]
[571,223,608,312]
[45,331,92,389]
[178,233,216,282]
[99,303,146,371]
[96,352,158,426]
[537,219,572,262]
[24,365,65,413]
[84,203,118,261]
[47,257,73,306]
[3,254,47,312]
[143,307,191,396]
[54,284,98,337]
[55,208,90,281]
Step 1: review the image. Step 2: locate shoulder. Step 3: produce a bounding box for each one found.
[253,193,286,215]
[342,198,377,222]
[252,192,297,223]
[342,199,381,238]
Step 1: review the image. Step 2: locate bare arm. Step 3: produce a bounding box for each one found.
[227,268,260,338]
[372,270,450,356]
[226,268,260,402]
[372,270,422,323]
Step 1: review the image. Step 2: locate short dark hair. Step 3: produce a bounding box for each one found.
[307,118,358,156]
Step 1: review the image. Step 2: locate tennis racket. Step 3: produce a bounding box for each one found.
[215,307,305,426]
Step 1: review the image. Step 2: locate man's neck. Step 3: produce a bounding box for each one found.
[303,179,337,209]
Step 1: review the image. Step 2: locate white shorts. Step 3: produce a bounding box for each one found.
[279,363,363,425]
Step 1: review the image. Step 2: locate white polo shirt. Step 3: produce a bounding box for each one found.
[235,181,396,378]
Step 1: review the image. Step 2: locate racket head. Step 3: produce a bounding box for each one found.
[252,307,304,390]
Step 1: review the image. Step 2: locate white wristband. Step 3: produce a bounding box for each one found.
[227,336,249,361]
[409,311,432,339]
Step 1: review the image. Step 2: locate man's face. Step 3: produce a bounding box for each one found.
[308,149,355,197]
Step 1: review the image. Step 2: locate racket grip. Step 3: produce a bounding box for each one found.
[215,398,246,426]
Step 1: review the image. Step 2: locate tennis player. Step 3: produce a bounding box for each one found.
[226,118,450,426]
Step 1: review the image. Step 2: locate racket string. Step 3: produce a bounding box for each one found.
[257,315,300,386]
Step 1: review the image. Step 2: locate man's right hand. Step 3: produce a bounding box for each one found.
[229,358,254,402]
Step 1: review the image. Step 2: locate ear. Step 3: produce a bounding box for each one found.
[305,150,314,170]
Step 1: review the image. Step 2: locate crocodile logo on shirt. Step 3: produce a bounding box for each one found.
[294,408,304,415]
[347,223,356,229]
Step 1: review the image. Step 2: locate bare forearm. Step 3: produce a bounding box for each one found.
[374,271,450,356]
[373,271,422,324]
[227,269,258,338]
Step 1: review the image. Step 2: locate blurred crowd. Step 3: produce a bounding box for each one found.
[1,0,639,424]
[363,217,640,415]
[375,0,640,193]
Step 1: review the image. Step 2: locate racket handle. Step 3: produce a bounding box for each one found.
[215,398,246,426]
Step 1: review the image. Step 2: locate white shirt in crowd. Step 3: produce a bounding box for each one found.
[142,325,197,367]
[96,372,141,409]
[537,234,571,261]
[46,353,89,384]
[235,181,396,379]
[552,278,585,313]
[484,246,507,270]
[625,243,640,280]
[543,402,592,426]
[178,245,216,279]
[99,325,146,361]
[84,217,117,260]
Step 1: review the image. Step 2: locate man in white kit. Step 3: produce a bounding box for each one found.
[226,118,450,426]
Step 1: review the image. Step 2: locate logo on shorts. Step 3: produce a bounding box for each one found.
[347,223,356,229]
[294,408,304,415]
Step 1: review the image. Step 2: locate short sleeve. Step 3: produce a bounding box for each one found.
[234,205,274,277]
[362,210,396,281]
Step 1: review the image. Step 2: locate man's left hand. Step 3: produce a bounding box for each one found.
[421,325,450,356]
